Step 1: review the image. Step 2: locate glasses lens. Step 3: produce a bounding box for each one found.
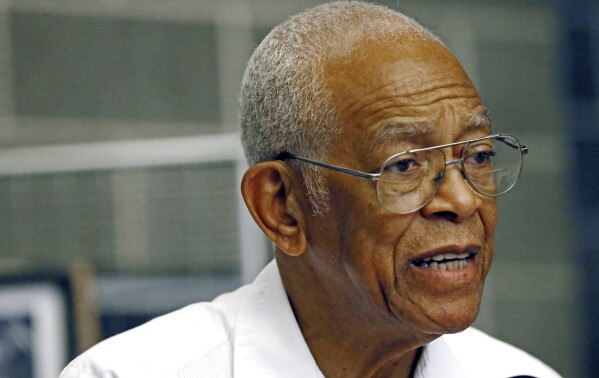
[462,135,523,196]
[377,150,445,214]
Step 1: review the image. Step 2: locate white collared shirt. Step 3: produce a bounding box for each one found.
[60,260,561,378]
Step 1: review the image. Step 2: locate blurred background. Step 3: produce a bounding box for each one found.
[0,0,595,377]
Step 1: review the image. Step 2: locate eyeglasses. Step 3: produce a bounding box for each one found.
[278,134,528,214]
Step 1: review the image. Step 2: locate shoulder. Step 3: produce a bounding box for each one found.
[421,328,562,378]
[60,286,248,378]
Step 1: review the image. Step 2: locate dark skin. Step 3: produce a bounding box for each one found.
[241,36,497,377]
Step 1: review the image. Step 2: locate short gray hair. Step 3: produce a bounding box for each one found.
[240,1,441,215]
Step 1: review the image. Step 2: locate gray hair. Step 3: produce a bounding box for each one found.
[240,1,441,215]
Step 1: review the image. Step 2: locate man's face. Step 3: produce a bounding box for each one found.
[305,38,497,336]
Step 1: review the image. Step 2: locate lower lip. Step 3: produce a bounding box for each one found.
[408,254,481,288]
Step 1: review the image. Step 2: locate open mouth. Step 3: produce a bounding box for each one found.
[411,251,478,271]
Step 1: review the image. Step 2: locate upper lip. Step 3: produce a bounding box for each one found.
[410,244,482,263]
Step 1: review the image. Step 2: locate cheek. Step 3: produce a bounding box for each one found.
[340,211,416,295]
[483,198,498,231]
[482,199,498,271]
[326,174,416,282]
[481,199,498,246]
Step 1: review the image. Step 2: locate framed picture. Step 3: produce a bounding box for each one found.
[0,276,73,378]
[96,273,240,339]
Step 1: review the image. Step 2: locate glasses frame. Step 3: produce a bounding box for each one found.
[278,134,528,213]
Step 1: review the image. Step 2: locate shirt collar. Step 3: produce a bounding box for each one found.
[233,260,325,377]
[414,336,468,378]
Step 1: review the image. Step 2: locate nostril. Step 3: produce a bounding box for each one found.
[433,210,459,222]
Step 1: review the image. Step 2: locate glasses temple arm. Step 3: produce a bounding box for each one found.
[496,136,528,155]
[277,152,380,181]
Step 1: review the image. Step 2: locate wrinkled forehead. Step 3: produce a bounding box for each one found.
[323,36,472,103]
[322,37,485,146]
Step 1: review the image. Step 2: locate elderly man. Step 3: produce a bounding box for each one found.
[61,2,561,377]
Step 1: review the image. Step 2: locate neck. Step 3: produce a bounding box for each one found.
[277,255,436,378]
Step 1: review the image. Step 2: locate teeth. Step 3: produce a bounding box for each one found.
[414,251,477,269]
[431,252,471,262]
[421,258,469,271]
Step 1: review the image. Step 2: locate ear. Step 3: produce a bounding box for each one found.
[241,161,308,256]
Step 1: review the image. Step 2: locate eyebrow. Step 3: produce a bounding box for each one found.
[371,122,434,147]
[371,108,493,148]
[466,109,493,133]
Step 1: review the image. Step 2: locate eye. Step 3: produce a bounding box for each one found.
[467,150,495,165]
[384,156,420,173]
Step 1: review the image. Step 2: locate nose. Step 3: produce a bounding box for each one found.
[420,164,481,222]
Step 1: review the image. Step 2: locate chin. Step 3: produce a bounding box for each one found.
[439,316,478,334]
[415,315,478,337]
[422,301,482,335]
